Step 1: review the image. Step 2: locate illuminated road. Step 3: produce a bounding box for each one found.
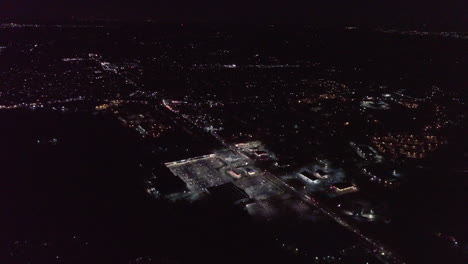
[0,97,86,110]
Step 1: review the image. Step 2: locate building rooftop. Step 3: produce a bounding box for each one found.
[207,182,250,203]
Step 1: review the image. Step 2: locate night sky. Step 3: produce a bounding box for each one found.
[0,0,467,29]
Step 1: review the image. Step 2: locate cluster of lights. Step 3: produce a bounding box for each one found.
[372,134,447,159]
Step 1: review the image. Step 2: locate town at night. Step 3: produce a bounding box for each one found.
[0,2,467,263]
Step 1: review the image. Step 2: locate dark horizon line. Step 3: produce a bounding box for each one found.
[0,16,466,32]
